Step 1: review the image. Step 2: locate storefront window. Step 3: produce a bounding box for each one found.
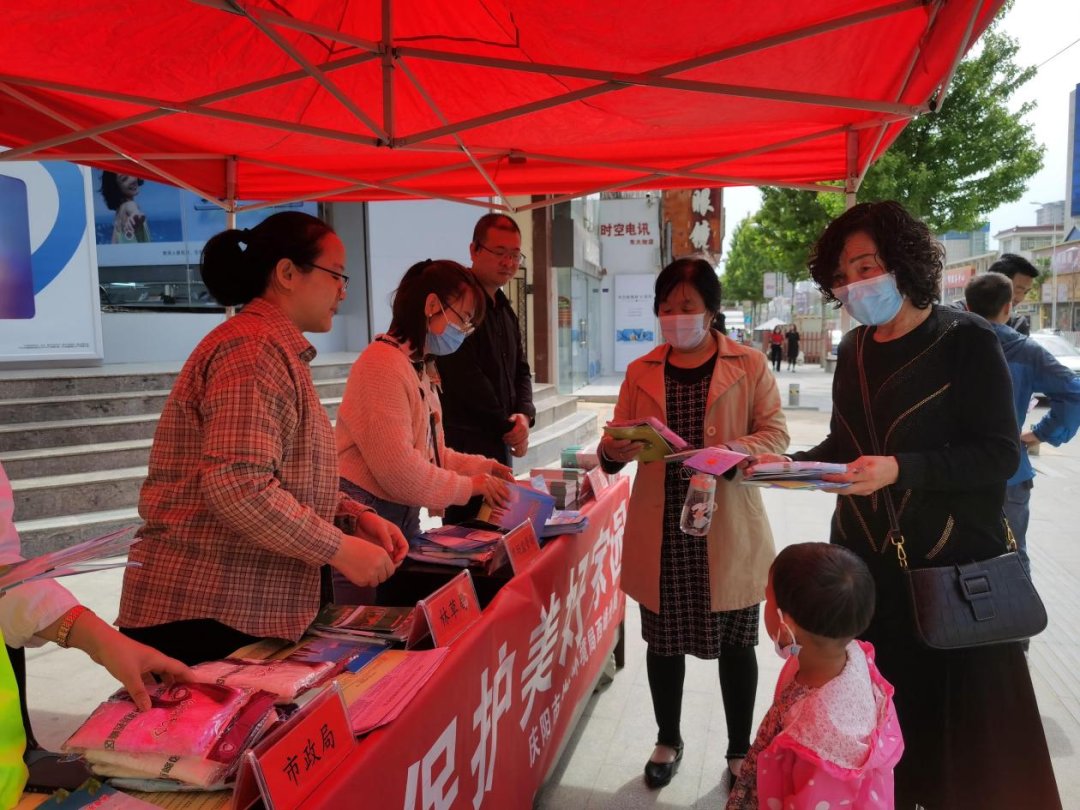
[91,169,317,311]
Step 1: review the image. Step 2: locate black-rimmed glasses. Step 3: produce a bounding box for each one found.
[442,299,476,336]
[477,243,527,268]
[309,262,350,289]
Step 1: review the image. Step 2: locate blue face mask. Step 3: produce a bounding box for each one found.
[834,272,903,326]
[424,302,469,356]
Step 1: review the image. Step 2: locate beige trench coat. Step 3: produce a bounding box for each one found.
[616,330,789,614]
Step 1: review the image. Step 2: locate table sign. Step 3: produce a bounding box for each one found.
[233,683,354,810]
[413,569,481,647]
[503,520,541,574]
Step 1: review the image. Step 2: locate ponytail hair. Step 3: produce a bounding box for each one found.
[200,211,334,307]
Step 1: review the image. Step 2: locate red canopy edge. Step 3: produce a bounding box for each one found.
[0,0,1004,210]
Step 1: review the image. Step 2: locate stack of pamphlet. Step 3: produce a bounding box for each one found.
[312,604,419,646]
[530,467,589,508]
[742,461,850,490]
[408,524,506,569]
[541,510,589,538]
[603,417,687,462]
[63,683,278,790]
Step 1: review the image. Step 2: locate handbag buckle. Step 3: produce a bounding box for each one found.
[957,566,996,621]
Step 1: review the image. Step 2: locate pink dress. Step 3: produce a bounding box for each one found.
[727,640,903,809]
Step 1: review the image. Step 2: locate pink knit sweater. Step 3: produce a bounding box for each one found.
[336,337,495,510]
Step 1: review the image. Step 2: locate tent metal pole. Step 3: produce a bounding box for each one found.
[395,59,509,207]
[192,0,382,53]
[931,0,986,111]
[225,156,238,319]
[226,1,388,142]
[397,78,923,148]
[857,0,945,187]
[382,0,394,142]
[0,53,379,161]
[0,81,225,205]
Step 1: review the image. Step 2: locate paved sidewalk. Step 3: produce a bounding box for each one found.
[20,401,1080,808]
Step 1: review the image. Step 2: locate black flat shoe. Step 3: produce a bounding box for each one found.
[643,743,684,789]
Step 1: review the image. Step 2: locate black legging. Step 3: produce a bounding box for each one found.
[646,644,758,758]
[769,344,782,371]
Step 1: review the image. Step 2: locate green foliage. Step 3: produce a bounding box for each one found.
[722,19,1043,300]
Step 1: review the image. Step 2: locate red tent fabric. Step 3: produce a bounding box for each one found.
[0,0,1002,210]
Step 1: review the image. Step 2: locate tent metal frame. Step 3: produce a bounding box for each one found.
[0,0,994,213]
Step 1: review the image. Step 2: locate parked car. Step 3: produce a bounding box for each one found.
[1030,332,1080,376]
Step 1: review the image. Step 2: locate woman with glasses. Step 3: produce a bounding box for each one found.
[334,260,515,603]
[118,212,408,665]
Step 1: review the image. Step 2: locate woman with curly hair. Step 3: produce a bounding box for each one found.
[750,201,1060,808]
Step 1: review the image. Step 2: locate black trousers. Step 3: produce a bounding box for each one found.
[646,645,758,758]
[120,619,259,667]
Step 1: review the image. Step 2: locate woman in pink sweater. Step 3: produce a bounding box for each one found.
[334,260,513,602]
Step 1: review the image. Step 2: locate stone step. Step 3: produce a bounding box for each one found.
[0,390,345,453]
[531,382,557,405]
[0,359,356,399]
[512,411,599,475]
[532,394,578,430]
[13,466,148,522]
[0,439,153,478]
[0,379,348,426]
[15,507,141,558]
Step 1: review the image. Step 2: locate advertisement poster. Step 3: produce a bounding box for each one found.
[90,168,318,269]
[0,161,103,363]
[614,273,657,372]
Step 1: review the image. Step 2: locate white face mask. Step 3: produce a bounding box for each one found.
[770,608,802,660]
[660,313,709,350]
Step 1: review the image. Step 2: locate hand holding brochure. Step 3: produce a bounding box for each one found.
[0,525,139,594]
[743,460,850,491]
[603,417,688,462]
[679,446,748,476]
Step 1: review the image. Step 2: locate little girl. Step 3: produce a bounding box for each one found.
[727,543,903,809]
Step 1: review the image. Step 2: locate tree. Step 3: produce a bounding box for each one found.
[723,17,1043,296]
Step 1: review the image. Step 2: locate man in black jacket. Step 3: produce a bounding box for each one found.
[988,253,1038,335]
[437,213,535,522]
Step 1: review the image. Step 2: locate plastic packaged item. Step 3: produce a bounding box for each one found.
[191,658,334,702]
[680,473,717,536]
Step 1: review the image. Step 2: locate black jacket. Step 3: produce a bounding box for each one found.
[435,288,535,463]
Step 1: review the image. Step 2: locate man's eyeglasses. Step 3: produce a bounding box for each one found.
[477,244,527,268]
[442,299,476,336]
[308,262,350,289]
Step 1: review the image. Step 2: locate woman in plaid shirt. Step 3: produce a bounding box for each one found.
[118,212,407,665]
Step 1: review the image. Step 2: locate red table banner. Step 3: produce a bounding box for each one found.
[305,477,629,809]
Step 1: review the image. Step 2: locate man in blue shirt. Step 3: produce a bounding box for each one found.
[965,272,1080,576]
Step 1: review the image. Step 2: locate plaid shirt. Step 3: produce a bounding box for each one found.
[118,298,344,641]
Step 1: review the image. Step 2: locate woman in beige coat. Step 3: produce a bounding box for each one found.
[599,258,788,790]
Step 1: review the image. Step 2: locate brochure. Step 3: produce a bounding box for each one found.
[743,460,850,491]
[0,525,139,594]
[476,482,557,537]
[603,417,688,462]
[679,446,748,476]
[313,604,417,644]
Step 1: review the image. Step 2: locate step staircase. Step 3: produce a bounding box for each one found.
[2,355,596,556]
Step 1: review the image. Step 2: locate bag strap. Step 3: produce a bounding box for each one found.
[854,329,910,570]
[854,329,1017,569]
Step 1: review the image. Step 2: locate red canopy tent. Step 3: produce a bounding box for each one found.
[0,0,1002,213]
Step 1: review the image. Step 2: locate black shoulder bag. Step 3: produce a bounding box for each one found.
[855,330,1046,650]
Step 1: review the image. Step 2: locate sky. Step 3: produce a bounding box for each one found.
[720,3,1080,259]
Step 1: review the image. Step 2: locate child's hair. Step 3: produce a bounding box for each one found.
[772,543,876,640]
